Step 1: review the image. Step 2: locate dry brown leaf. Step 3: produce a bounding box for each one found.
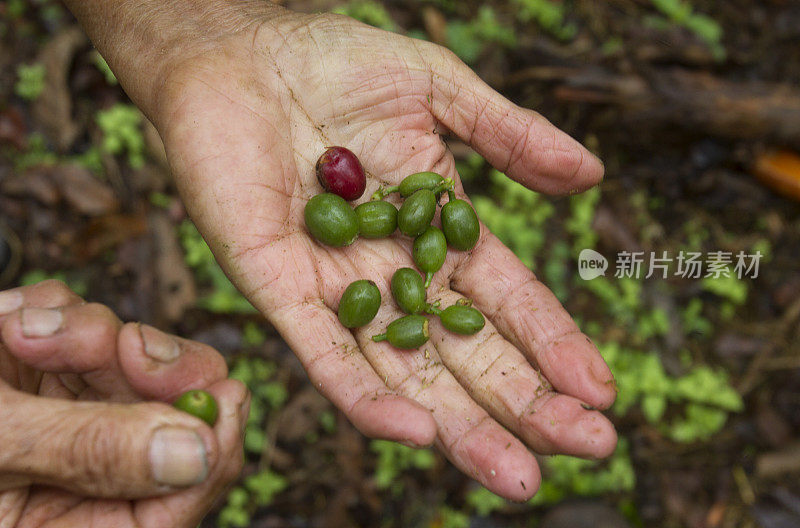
[0,107,27,150]
[75,214,148,261]
[422,6,448,46]
[277,387,330,442]
[55,164,119,215]
[32,27,87,152]
[149,212,197,323]
[1,167,59,205]
[756,442,800,480]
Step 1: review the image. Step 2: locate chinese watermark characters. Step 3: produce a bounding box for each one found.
[578,250,762,280]
[614,251,761,280]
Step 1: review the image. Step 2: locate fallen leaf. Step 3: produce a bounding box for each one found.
[704,501,727,528]
[0,107,27,150]
[74,214,147,261]
[756,442,800,480]
[278,387,330,442]
[422,6,448,46]
[1,166,59,205]
[32,27,87,152]
[540,501,633,528]
[754,150,800,201]
[149,212,197,323]
[55,164,119,215]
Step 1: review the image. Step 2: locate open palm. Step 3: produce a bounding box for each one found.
[156,10,617,500]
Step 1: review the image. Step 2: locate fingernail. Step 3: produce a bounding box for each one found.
[149,427,208,487]
[0,291,23,314]
[21,308,63,337]
[140,324,180,363]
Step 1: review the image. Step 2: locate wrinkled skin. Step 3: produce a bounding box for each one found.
[0,281,247,527]
[70,1,618,504]
[152,8,618,500]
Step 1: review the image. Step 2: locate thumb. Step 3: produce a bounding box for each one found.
[0,388,218,498]
[423,43,603,194]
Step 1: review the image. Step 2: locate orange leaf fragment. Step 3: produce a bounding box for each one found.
[754,150,800,202]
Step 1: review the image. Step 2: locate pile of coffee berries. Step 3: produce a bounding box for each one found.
[304,146,484,350]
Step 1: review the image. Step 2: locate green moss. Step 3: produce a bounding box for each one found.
[7,0,26,18]
[245,470,288,506]
[178,221,256,314]
[447,7,516,63]
[566,186,600,255]
[333,1,397,31]
[69,146,104,174]
[148,191,172,210]
[701,270,748,305]
[96,104,145,168]
[473,170,554,269]
[600,341,743,441]
[15,63,46,101]
[371,440,435,492]
[530,441,636,505]
[455,152,485,182]
[649,0,725,60]
[511,0,577,41]
[14,133,58,170]
[437,507,470,528]
[681,298,712,337]
[218,471,288,527]
[241,321,267,347]
[466,486,507,516]
[20,270,88,298]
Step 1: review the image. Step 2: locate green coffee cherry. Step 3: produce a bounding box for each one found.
[355,200,397,238]
[391,267,427,314]
[338,280,381,328]
[413,226,447,287]
[372,314,429,349]
[174,390,219,426]
[398,189,436,237]
[304,193,359,247]
[441,197,480,251]
[439,304,485,335]
[371,172,453,200]
[398,172,445,197]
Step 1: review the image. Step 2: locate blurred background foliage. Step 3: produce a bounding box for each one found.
[1,0,798,527]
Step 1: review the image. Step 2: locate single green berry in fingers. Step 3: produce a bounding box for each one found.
[338,279,381,328]
[355,200,397,238]
[441,191,480,251]
[397,188,436,237]
[173,390,219,426]
[391,267,427,314]
[413,225,447,288]
[304,193,359,247]
[372,314,430,349]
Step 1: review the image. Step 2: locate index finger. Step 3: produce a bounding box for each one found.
[420,40,603,195]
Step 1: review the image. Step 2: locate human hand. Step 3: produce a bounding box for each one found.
[71,1,617,500]
[0,280,248,527]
